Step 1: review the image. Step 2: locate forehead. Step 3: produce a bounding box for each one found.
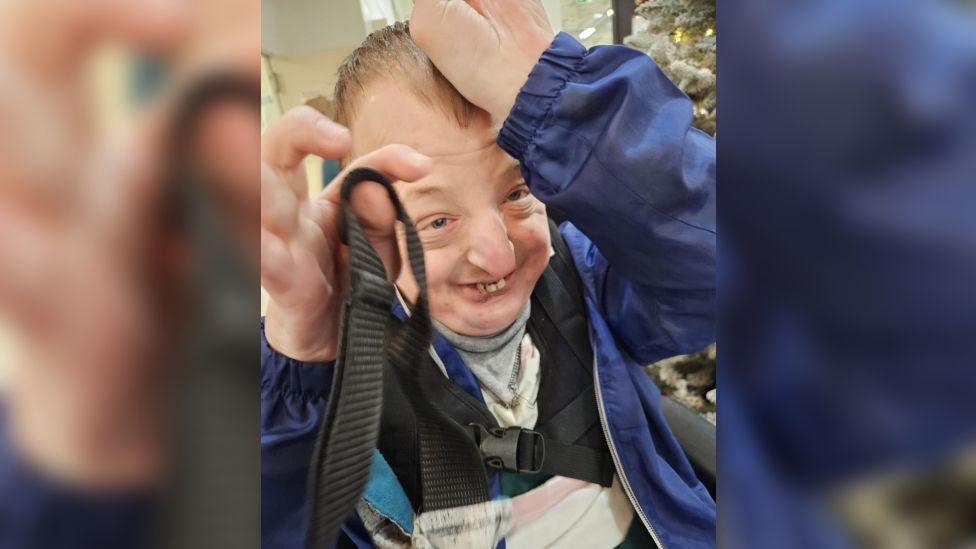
[348,78,497,159]
[348,78,518,194]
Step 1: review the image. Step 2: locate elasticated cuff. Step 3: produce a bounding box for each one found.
[497,32,587,161]
[260,318,335,400]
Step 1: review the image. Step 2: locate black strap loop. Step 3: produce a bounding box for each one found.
[306,167,491,547]
[306,168,428,549]
[338,167,428,294]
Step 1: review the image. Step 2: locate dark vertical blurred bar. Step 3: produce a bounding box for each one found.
[155,74,261,549]
[612,0,635,44]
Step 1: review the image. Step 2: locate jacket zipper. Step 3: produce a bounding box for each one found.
[593,355,665,549]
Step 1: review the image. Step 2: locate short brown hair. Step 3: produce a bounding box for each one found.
[333,21,480,130]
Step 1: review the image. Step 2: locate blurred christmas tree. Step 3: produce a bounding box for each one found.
[625,0,716,135]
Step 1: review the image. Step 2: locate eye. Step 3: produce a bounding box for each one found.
[419,215,456,236]
[506,188,529,202]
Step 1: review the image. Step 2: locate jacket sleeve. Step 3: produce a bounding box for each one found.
[261,319,373,549]
[498,32,716,365]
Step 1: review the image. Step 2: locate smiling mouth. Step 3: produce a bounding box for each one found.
[461,271,515,296]
[476,277,506,294]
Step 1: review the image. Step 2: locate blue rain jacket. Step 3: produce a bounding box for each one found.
[262,33,716,549]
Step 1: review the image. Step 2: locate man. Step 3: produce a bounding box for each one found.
[261,0,716,547]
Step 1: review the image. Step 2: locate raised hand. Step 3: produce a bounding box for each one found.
[261,106,432,361]
[410,0,555,124]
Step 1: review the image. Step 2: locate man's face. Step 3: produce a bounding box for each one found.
[349,79,550,336]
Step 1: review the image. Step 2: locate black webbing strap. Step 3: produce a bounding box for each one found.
[305,168,400,549]
[536,439,614,486]
[533,222,615,486]
[546,219,584,305]
[533,222,592,375]
[540,388,601,444]
[305,168,490,548]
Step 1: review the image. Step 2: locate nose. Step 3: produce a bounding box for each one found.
[465,213,516,279]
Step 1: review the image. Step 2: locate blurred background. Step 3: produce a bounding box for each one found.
[0,0,260,547]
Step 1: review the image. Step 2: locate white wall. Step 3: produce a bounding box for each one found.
[262,0,369,54]
[543,0,563,32]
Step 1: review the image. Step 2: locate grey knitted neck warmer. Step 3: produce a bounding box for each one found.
[433,302,531,406]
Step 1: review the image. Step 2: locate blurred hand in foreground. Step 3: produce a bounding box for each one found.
[0,0,259,490]
[0,0,194,490]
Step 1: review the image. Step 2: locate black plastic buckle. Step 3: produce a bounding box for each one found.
[469,424,545,474]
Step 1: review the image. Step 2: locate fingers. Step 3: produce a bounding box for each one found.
[465,0,487,16]
[0,203,51,322]
[411,0,481,20]
[315,144,431,282]
[408,0,445,24]
[262,106,351,171]
[318,144,432,203]
[488,0,552,37]
[260,227,292,295]
[318,143,431,246]
[410,0,487,50]
[261,162,301,237]
[261,106,346,239]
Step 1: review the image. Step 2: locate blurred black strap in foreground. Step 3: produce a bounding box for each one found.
[155,72,261,549]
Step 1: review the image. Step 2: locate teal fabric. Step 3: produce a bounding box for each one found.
[499,470,551,496]
[362,451,413,534]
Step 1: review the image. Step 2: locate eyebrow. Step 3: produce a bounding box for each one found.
[400,183,451,201]
[399,166,522,202]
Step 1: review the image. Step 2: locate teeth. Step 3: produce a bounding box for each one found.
[476,277,507,294]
